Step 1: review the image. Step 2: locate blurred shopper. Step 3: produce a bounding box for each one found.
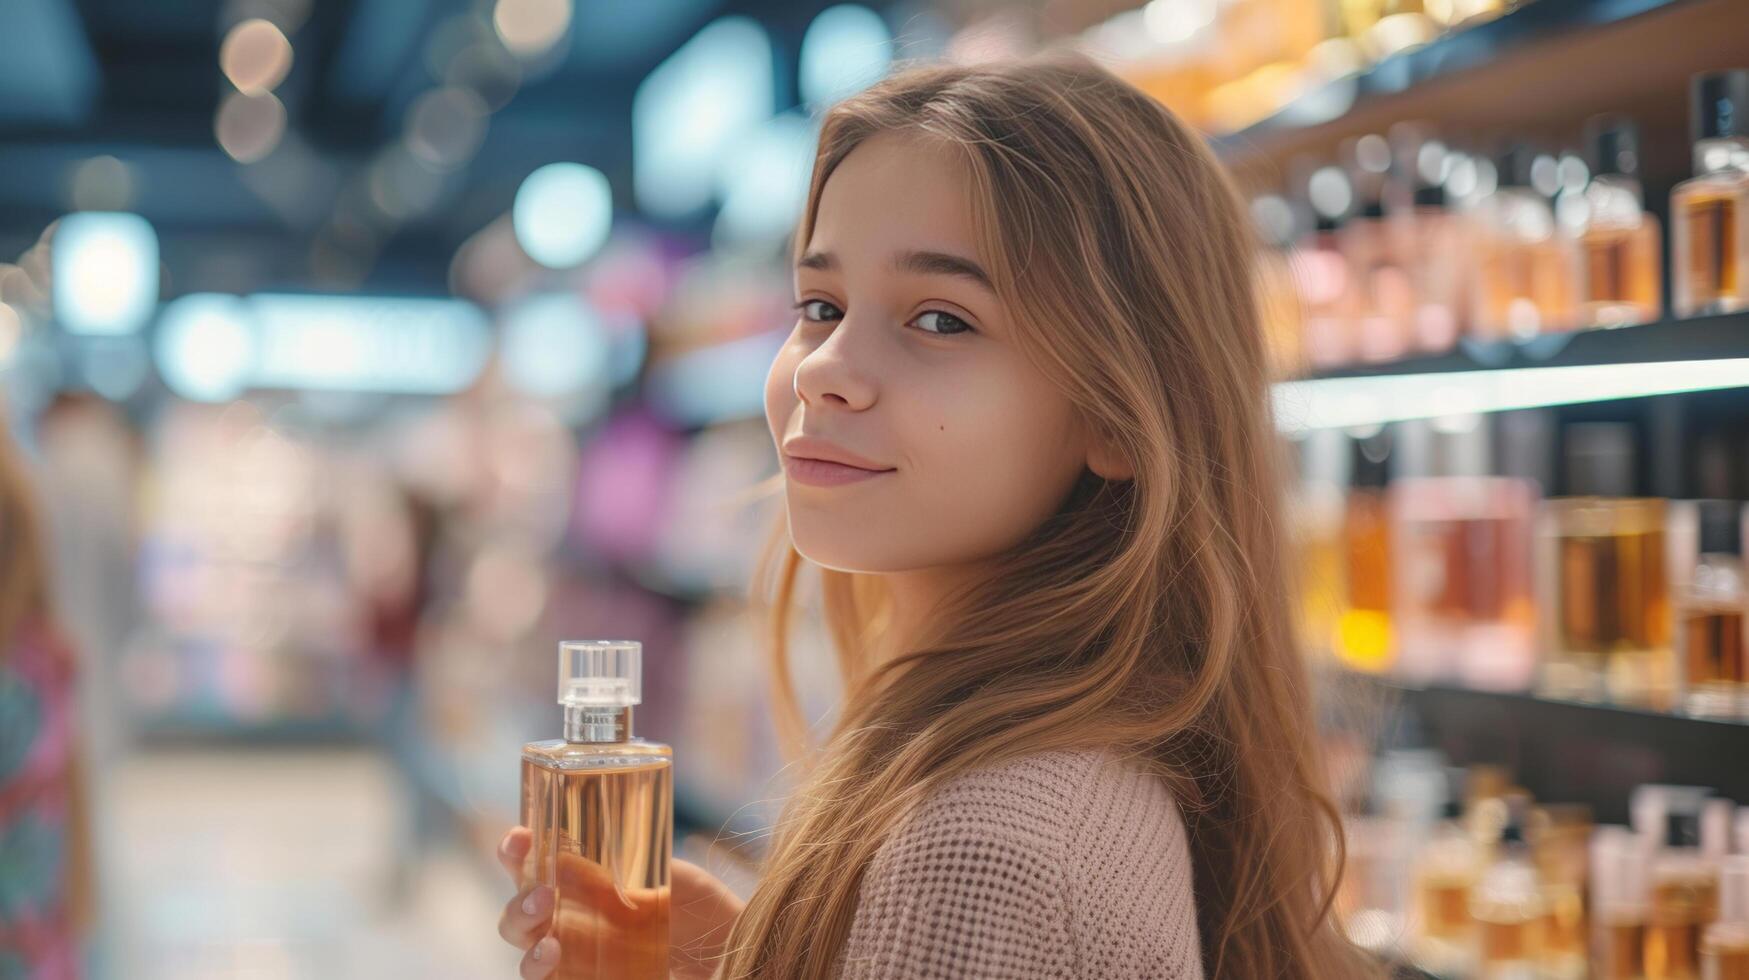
[0,412,94,979]
[497,52,1382,980]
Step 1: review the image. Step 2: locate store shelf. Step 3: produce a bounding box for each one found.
[1355,677,1749,823]
[1214,0,1749,183]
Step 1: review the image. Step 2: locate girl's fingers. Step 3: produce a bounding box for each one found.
[519,935,559,980]
[499,826,532,882]
[498,884,553,950]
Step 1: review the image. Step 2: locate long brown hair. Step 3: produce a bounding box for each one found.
[719,52,1376,979]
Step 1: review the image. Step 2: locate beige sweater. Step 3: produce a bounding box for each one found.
[832,747,1205,979]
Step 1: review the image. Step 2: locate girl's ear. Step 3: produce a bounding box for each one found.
[1085,427,1134,481]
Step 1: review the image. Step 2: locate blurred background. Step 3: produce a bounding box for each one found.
[3,0,1749,977]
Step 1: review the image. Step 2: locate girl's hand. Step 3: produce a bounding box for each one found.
[497,826,747,979]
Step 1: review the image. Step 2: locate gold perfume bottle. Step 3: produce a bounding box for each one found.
[1592,827,1650,980]
[1703,856,1749,980]
[1641,789,1721,980]
[1679,501,1749,720]
[1578,115,1663,328]
[1337,428,1395,673]
[520,641,673,980]
[1673,71,1749,318]
[1471,820,1545,978]
[1540,424,1674,708]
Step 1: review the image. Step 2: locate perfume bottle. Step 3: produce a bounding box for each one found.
[1673,71,1749,318]
[1297,163,1359,368]
[1414,797,1481,976]
[1703,855,1749,980]
[1393,127,1467,354]
[1679,501,1749,720]
[1337,427,1395,673]
[1389,415,1538,689]
[520,641,673,980]
[1592,826,1651,980]
[1577,115,1664,328]
[1471,817,1544,977]
[1472,143,1579,340]
[1342,135,1417,364]
[1531,804,1592,980]
[1540,423,1674,708]
[1642,788,1721,980]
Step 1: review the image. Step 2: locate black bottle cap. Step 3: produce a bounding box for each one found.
[1441,799,1463,820]
[1349,428,1393,490]
[1413,183,1447,208]
[1585,115,1642,179]
[1698,499,1744,556]
[1692,70,1749,142]
[1359,195,1386,220]
[1666,809,1701,849]
[1495,142,1539,189]
[1500,822,1525,846]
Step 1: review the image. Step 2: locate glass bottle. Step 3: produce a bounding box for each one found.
[1645,797,1720,980]
[1472,143,1580,340]
[1337,427,1395,673]
[1342,134,1418,364]
[1297,163,1359,369]
[1592,826,1651,980]
[1679,501,1749,720]
[1673,71,1749,318]
[1577,115,1664,328]
[1415,798,1481,976]
[1703,855,1749,980]
[1472,819,1544,978]
[520,641,673,980]
[1539,423,1674,709]
[1393,128,1468,354]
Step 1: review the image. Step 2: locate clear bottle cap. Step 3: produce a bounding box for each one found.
[1722,855,1749,926]
[557,640,641,708]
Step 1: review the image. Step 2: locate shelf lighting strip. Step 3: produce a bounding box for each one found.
[1273,358,1749,432]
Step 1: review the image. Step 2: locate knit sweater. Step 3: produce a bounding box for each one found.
[832,747,1205,979]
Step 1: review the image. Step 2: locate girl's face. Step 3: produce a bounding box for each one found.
[765,131,1117,575]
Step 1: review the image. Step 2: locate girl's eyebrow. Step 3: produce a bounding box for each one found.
[797,248,995,295]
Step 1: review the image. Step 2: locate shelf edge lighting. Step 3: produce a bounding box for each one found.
[1273,358,1749,433]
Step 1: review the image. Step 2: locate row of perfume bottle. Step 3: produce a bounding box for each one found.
[1342,757,1749,980]
[1293,418,1749,718]
[1253,70,1749,374]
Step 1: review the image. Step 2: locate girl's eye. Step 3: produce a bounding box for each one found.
[913,310,973,335]
[796,299,842,323]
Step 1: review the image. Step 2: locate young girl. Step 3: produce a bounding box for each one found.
[498,53,1378,979]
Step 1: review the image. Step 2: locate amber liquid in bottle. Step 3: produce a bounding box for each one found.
[1603,913,1650,980]
[521,742,673,980]
[1580,219,1662,327]
[1338,489,1394,673]
[1675,188,1743,316]
[1545,501,1673,708]
[1704,934,1749,980]
[1647,872,1719,980]
[1683,603,1747,717]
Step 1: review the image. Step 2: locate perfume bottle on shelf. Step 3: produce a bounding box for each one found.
[1592,826,1651,980]
[520,641,673,980]
[1337,427,1395,673]
[1539,423,1674,709]
[1342,134,1417,363]
[1703,856,1749,980]
[1390,416,1538,690]
[1251,193,1307,380]
[1644,798,1714,980]
[1472,143,1579,340]
[1678,500,1749,720]
[1673,70,1749,318]
[1391,124,1467,354]
[1414,795,1482,976]
[1297,161,1359,369]
[1472,813,1544,978]
[1576,115,1664,328]
[1531,804,1592,980]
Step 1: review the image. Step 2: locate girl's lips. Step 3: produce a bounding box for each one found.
[783,455,895,487]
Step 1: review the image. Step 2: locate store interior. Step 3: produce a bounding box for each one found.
[4,0,1749,977]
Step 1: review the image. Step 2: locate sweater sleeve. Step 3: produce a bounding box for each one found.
[833,748,1204,980]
